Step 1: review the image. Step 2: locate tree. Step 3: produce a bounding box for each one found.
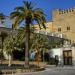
[3,27,25,66]
[0,13,5,25]
[30,33,50,64]
[10,1,46,66]
[0,13,5,20]
[0,31,8,64]
[0,12,6,61]
[4,33,14,66]
[30,33,49,49]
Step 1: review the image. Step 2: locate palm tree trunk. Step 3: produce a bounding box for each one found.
[25,22,30,66]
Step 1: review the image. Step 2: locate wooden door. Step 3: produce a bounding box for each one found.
[63,50,72,65]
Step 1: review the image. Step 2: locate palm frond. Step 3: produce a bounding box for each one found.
[35,18,41,29]
[41,22,46,29]
[23,1,33,9]
[10,11,21,19]
[13,15,24,28]
[14,6,25,12]
[33,8,46,17]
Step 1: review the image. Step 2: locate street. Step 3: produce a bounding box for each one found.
[14,66,75,75]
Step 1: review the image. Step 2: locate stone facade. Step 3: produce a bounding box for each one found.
[52,8,75,65]
[52,7,75,43]
[71,47,75,65]
[34,22,53,33]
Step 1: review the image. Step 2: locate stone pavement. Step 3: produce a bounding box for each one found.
[45,65,75,70]
[13,65,75,75]
[53,66,75,70]
[2,61,75,75]
[31,61,75,70]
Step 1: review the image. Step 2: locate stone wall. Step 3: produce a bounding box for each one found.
[52,7,75,42]
[72,47,75,65]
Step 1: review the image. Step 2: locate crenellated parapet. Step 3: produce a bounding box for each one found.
[53,7,75,16]
[59,7,75,14]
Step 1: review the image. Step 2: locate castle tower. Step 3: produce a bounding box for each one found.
[52,7,75,43]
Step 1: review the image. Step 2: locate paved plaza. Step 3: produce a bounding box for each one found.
[13,66,75,75]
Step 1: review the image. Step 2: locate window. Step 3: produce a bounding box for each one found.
[67,26,70,31]
[58,28,61,32]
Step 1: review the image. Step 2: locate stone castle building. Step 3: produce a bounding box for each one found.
[52,7,75,43]
[52,7,75,65]
[34,7,75,65]
[34,7,75,43]
[0,7,75,65]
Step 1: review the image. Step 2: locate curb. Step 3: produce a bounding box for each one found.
[0,67,45,75]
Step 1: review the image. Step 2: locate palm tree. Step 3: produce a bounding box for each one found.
[10,1,46,66]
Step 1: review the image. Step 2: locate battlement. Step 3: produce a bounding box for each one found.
[53,7,75,15]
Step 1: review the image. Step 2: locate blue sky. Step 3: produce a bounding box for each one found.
[0,0,75,21]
